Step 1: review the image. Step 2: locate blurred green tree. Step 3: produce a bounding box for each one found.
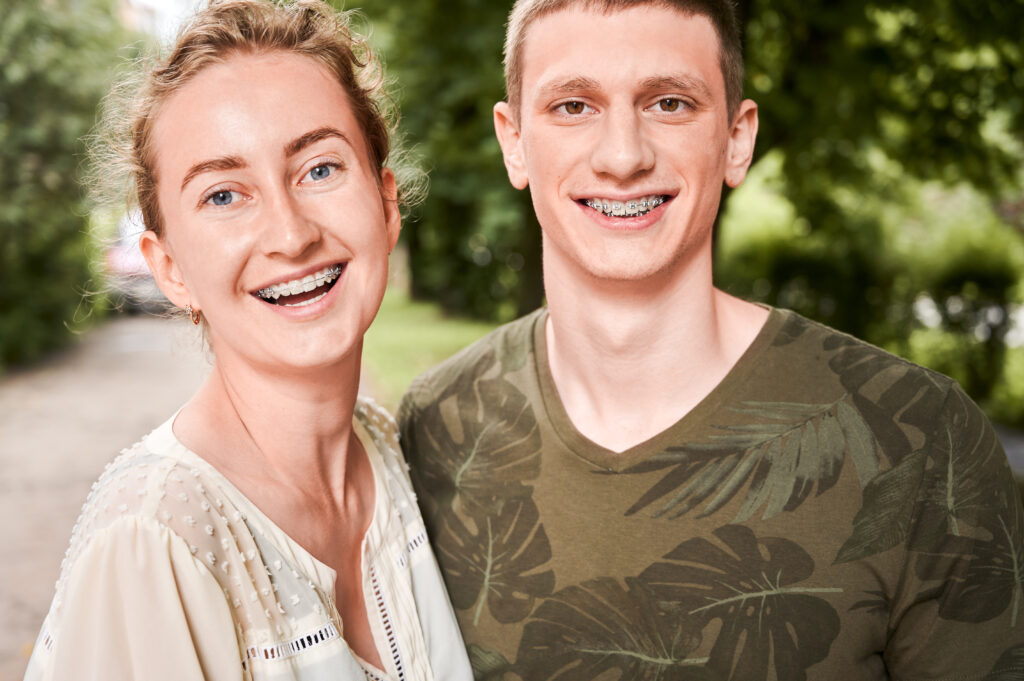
[0,0,127,370]
[360,0,1023,333]
[356,0,538,321]
[722,0,1024,342]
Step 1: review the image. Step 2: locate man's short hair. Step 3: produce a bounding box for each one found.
[503,0,744,120]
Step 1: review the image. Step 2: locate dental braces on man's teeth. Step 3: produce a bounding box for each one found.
[584,195,666,217]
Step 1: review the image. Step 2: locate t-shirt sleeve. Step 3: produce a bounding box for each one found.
[885,383,1024,680]
[30,516,242,681]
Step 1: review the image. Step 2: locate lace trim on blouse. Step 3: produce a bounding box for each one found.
[243,622,340,663]
[370,563,406,681]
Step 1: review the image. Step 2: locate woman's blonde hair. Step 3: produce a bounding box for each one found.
[90,0,419,236]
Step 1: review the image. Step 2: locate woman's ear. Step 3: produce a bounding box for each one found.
[139,230,192,308]
[380,167,401,252]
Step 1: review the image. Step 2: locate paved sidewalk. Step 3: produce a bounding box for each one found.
[0,316,210,680]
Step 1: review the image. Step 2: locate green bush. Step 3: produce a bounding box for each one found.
[0,0,126,370]
[989,347,1024,428]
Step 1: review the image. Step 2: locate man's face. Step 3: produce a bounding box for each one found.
[494,5,757,285]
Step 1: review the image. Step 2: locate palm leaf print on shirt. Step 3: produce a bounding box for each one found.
[413,348,542,516]
[838,387,1017,561]
[435,498,555,626]
[624,398,880,522]
[983,644,1024,680]
[514,577,713,681]
[914,489,1024,627]
[639,525,841,681]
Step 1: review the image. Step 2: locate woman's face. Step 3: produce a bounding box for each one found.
[141,51,399,375]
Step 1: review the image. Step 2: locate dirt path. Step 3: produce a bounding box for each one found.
[0,316,210,680]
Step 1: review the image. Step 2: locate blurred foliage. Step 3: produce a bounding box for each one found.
[722,0,1024,335]
[362,288,498,411]
[355,0,539,321]
[0,0,128,370]
[355,0,1024,422]
[357,0,1024,321]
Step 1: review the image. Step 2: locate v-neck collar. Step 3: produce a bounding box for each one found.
[532,306,789,472]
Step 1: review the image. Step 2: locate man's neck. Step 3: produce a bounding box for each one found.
[543,255,768,453]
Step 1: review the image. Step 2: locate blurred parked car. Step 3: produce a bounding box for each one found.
[105,210,169,313]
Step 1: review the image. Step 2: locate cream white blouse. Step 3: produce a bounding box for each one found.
[24,398,472,681]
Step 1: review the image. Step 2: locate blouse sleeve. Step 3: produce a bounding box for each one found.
[30,515,242,681]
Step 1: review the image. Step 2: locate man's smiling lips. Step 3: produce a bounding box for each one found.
[251,263,345,308]
[579,194,669,218]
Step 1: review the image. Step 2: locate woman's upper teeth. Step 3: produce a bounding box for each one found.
[256,265,342,300]
[585,194,665,217]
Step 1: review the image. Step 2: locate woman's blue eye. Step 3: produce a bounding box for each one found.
[207,190,240,206]
[307,164,333,181]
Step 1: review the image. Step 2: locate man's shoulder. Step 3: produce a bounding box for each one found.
[768,307,956,394]
[400,308,544,414]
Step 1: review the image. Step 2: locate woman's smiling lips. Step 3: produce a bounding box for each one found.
[251,262,346,308]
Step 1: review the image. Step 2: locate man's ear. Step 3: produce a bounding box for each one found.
[493,101,529,190]
[379,167,401,252]
[724,99,759,188]
[139,229,192,309]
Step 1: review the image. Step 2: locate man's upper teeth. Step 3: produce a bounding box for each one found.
[257,265,341,300]
[585,195,665,216]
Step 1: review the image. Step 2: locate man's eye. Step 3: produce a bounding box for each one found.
[205,189,242,206]
[561,101,587,115]
[658,98,682,112]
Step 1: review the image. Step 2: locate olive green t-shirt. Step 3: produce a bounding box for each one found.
[398,307,1024,680]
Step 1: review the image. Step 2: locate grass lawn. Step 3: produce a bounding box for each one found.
[361,289,499,412]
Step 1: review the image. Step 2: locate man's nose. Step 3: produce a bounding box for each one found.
[589,106,655,179]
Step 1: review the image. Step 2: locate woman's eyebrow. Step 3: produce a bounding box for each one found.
[285,126,351,157]
[180,156,246,193]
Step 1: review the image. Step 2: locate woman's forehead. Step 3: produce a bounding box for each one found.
[150,51,367,175]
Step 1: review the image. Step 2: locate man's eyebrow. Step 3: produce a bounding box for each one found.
[284,126,351,157]
[642,75,712,99]
[180,156,247,193]
[537,76,602,97]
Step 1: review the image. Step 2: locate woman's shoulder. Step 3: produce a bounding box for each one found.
[354,394,400,445]
[60,421,254,585]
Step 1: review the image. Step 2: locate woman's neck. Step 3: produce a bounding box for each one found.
[173,348,364,503]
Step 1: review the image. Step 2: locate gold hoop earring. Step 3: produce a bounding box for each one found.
[185,304,201,325]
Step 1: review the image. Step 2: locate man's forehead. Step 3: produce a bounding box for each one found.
[519,6,723,97]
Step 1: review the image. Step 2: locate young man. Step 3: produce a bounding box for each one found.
[398,1,1024,678]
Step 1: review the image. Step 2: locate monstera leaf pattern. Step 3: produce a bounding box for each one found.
[515,577,713,681]
[625,398,879,522]
[639,525,841,681]
[914,495,1024,627]
[839,387,1018,561]
[435,498,555,626]
[412,347,542,517]
[402,311,1024,679]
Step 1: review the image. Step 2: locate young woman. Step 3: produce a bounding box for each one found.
[24,1,471,679]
